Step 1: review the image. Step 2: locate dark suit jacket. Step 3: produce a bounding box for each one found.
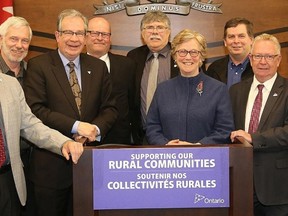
[206,55,253,84]
[24,50,117,189]
[101,52,136,144]
[127,44,179,144]
[230,75,288,205]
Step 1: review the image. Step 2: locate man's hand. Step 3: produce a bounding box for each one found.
[62,140,84,164]
[230,130,252,143]
[77,122,97,142]
[166,139,198,145]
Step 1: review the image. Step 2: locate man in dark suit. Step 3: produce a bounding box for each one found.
[127,11,179,144]
[24,9,117,216]
[86,17,136,145]
[230,33,288,216]
[206,17,254,88]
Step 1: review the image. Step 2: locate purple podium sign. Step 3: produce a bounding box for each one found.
[93,147,229,210]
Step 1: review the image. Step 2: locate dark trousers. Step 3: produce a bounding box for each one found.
[0,169,21,216]
[254,192,288,216]
[33,184,73,216]
[20,148,36,216]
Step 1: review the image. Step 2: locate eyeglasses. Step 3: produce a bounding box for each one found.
[58,30,86,38]
[251,54,279,62]
[143,25,168,33]
[176,49,201,57]
[87,31,111,39]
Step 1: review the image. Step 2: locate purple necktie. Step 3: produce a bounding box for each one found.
[0,128,6,167]
[248,84,264,134]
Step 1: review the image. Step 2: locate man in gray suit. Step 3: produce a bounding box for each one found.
[230,33,288,215]
[0,16,35,216]
[0,72,83,216]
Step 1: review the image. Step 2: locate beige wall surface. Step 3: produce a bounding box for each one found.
[14,0,288,76]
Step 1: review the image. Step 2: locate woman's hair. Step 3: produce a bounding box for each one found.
[171,29,207,67]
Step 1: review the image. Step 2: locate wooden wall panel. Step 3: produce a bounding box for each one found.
[14,0,288,77]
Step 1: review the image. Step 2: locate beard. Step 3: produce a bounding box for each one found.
[1,42,28,63]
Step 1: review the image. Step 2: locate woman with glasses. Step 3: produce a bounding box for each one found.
[146,29,234,145]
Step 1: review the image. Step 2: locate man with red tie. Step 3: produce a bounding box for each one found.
[230,33,288,216]
[0,72,83,216]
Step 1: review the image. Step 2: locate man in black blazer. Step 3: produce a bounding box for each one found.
[86,17,136,144]
[127,11,179,144]
[206,17,254,88]
[230,33,288,216]
[24,9,117,216]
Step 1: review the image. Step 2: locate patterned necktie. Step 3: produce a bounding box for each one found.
[248,84,264,134]
[0,128,6,167]
[146,53,159,113]
[68,62,82,114]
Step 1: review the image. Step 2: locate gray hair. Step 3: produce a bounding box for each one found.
[0,16,32,40]
[140,11,171,30]
[57,9,88,31]
[252,33,281,55]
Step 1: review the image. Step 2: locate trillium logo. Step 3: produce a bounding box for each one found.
[194,193,226,205]
[194,193,205,203]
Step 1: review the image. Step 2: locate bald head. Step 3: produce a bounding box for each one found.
[86,17,111,58]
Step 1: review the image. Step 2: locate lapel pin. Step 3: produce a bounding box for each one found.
[273,93,278,97]
[88,71,91,74]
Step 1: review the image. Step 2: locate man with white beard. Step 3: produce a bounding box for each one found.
[0,16,35,216]
[0,16,31,85]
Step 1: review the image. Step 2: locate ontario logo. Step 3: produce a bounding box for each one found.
[194,193,225,204]
[93,0,223,16]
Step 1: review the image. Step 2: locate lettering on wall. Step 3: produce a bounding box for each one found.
[93,0,223,15]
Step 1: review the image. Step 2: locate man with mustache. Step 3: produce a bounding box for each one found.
[206,17,254,89]
[127,11,179,144]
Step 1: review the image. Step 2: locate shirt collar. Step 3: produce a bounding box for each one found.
[99,53,109,62]
[251,72,278,92]
[229,56,250,68]
[146,44,170,61]
[58,49,80,70]
[0,55,25,78]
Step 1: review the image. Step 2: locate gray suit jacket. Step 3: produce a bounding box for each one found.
[230,75,288,205]
[0,73,70,205]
